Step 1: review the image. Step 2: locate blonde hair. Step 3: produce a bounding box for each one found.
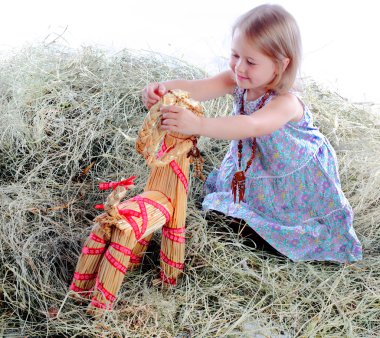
[233,4,302,94]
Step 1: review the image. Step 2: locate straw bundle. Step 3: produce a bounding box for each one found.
[146,136,190,285]
[69,223,108,299]
[89,190,173,311]
[71,187,173,310]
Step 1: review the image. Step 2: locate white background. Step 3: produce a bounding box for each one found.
[1,0,379,103]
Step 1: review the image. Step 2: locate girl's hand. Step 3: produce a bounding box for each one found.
[160,105,202,136]
[141,82,166,110]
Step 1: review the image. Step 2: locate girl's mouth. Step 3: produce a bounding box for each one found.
[237,74,249,81]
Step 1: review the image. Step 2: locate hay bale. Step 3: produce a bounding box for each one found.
[0,45,379,337]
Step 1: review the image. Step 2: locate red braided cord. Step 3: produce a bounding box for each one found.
[118,209,141,217]
[130,256,142,264]
[136,199,148,238]
[73,272,97,281]
[124,215,142,240]
[104,250,128,274]
[162,227,186,243]
[160,250,184,270]
[109,241,131,255]
[131,196,171,222]
[89,232,107,244]
[70,282,89,293]
[160,271,177,285]
[160,141,189,192]
[95,278,116,302]
[162,226,185,233]
[169,160,188,192]
[90,297,112,310]
[109,242,141,263]
[119,195,172,240]
[82,246,106,255]
[98,176,136,191]
[137,238,149,246]
[69,283,93,298]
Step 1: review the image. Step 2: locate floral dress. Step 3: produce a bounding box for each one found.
[202,87,362,263]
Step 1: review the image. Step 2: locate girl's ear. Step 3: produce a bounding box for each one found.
[282,58,290,72]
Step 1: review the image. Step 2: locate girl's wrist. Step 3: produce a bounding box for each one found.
[197,116,207,137]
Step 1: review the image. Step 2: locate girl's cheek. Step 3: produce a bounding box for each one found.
[229,60,236,73]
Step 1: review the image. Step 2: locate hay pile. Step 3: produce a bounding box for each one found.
[0,45,379,337]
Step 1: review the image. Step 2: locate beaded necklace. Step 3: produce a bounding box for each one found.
[231,89,272,203]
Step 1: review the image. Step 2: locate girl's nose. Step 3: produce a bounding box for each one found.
[236,59,245,73]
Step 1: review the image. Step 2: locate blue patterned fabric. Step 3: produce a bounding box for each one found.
[202,87,362,262]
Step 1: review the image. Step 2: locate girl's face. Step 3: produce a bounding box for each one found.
[229,29,277,99]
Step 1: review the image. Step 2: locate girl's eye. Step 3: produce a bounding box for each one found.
[231,54,239,59]
[248,60,256,65]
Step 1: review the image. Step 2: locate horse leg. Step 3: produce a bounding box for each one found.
[88,227,137,312]
[127,233,154,271]
[69,223,108,300]
[159,220,186,286]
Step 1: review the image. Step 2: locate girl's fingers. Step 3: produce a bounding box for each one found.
[160,123,177,132]
[147,98,158,105]
[142,82,166,106]
[161,117,177,126]
[154,84,166,97]
[157,83,166,95]
[143,84,161,102]
[150,92,161,101]
[161,112,177,119]
[160,105,182,114]
[152,83,166,99]
[144,97,161,109]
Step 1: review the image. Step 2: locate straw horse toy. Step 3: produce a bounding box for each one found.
[69,90,204,311]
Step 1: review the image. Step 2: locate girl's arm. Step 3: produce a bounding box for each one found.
[142,70,236,109]
[162,70,236,101]
[161,93,303,140]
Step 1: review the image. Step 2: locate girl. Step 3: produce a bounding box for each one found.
[142,4,362,263]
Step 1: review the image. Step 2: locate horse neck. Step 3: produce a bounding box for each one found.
[144,135,191,214]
